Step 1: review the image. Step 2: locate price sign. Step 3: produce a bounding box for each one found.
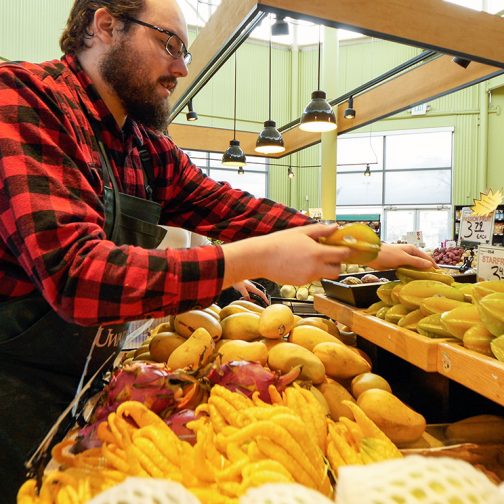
[458,208,495,246]
[477,245,504,281]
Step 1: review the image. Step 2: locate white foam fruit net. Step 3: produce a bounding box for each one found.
[239,482,335,503]
[336,455,501,504]
[88,477,202,504]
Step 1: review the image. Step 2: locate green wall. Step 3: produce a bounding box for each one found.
[1,3,503,209]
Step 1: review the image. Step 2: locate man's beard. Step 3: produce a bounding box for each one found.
[99,38,175,131]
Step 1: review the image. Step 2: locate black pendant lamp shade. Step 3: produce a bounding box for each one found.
[364,163,371,177]
[222,53,246,167]
[271,15,289,36]
[186,98,198,121]
[255,17,285,154]
[222,139,246,167]
[299,29,336,133]
[344,96,356,120]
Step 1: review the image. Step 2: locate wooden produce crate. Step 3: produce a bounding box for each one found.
[437,342,504,407]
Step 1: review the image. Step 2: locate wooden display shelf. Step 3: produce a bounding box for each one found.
[313,294,360,328]
[437,342,504,407]
[314,295,452,372]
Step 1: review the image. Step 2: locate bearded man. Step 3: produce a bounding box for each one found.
[0,1,435,500]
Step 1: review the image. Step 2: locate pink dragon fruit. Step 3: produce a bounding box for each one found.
[92,362,193,422]
[165,409,200,445]
[207,360,300,402]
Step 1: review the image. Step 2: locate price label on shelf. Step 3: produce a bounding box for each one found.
[458,208,495,246]
[477,245,504,281]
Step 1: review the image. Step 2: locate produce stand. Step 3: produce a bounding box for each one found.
[313,294,504,407]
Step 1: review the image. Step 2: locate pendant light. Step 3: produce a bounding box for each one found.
[222,52,246,167]
[288,166,294,179]
[344,96,356,120]
[299,26,337,133]
[255,15,285,155]
[186,98,198,121]
[363,163,371,177]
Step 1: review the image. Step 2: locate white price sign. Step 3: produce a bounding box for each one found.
[477,245,504,281]
[458,208,495,245]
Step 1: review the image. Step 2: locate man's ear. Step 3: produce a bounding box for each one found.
[92,7,123,45]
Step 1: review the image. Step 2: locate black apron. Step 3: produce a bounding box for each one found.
[0,139,167,503]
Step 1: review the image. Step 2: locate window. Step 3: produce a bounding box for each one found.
[184,150,269,198]
[336,128,453,247]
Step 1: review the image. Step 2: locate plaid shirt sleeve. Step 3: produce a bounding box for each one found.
[0,61,312,326]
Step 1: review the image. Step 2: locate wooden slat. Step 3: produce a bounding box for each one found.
[258,0,504,67]
[437,342,504,407]
[313,294,358,328]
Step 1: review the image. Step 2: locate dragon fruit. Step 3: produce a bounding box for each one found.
[207,360,300,402]
[91,362,200,422]
[165,409,200,445]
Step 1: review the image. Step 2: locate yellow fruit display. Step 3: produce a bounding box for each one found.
[395,266,454,285]
[317,380,356,421]
[397,309,424,331]
[149,331,187,362]
[419,296,467,316]
[258,304,295,339]
[350,372,392,398]
[357,389,426,445]
[288,325,343,351]
[462,324,494,356]
[219,304,251,320]
[320,223,381,265]
[477,292,504,336]
[312,341,371,379]
[229,299,265,313]
[445,414,504,443]
[376,281,401,306]
[174,309,223,341]
[294,316,329,332]
[440,304,481,339]
[218,340,268,366]
[167,327,215,370]
[472,280,504,304]
[384,304,411,325]
[398,280,464,310]
[220,312,261,341]
[268,342,326,384]
[416,313,454,339]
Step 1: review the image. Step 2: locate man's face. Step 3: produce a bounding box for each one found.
[99,0,189,130]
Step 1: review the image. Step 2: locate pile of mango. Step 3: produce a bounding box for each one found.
[367,268,504,361]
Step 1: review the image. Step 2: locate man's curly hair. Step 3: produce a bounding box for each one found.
[60,0,144,54]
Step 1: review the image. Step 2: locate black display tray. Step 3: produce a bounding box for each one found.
[321,270,397,308]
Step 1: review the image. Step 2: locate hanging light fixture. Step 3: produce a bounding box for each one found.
[255,16,285,155]
[363,163,371,177]
[222,52,246,167]
[271,14,289,36]
[288,166,294,179]
[299,26,337,133]
[344,96,356,119]
[186,98,198,121]
[452,56,471,68]
[237,166,245,175]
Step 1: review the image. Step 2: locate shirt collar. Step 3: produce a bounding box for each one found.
[62,53,144,148]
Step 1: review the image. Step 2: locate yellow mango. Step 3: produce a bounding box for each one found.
[167,327,215,370]
[445,414,504,444]
[357,389,426,445]
[440,304,481,340]
[258,304,295,339]
[229,299,265,313]
[218,340,268,366]
[323,318,341,338]
[150,317,174,336]
[174,309,223,341]
[312,341,371,379]
[220,312,261,341]
[288,325,343,351]
[219,304,252,320]
[350,372,392,399]
[149,331,187,362]
[317,381,356,421]
[268,342,326,384]
[294,316,329,332]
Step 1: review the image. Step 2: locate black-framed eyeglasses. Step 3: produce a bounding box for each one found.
[122,15,192,66]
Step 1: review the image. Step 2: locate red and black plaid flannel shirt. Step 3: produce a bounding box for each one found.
[0,54,311,325]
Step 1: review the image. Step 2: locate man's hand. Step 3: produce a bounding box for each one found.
[367,243,436,270]
[222,223,351,288]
